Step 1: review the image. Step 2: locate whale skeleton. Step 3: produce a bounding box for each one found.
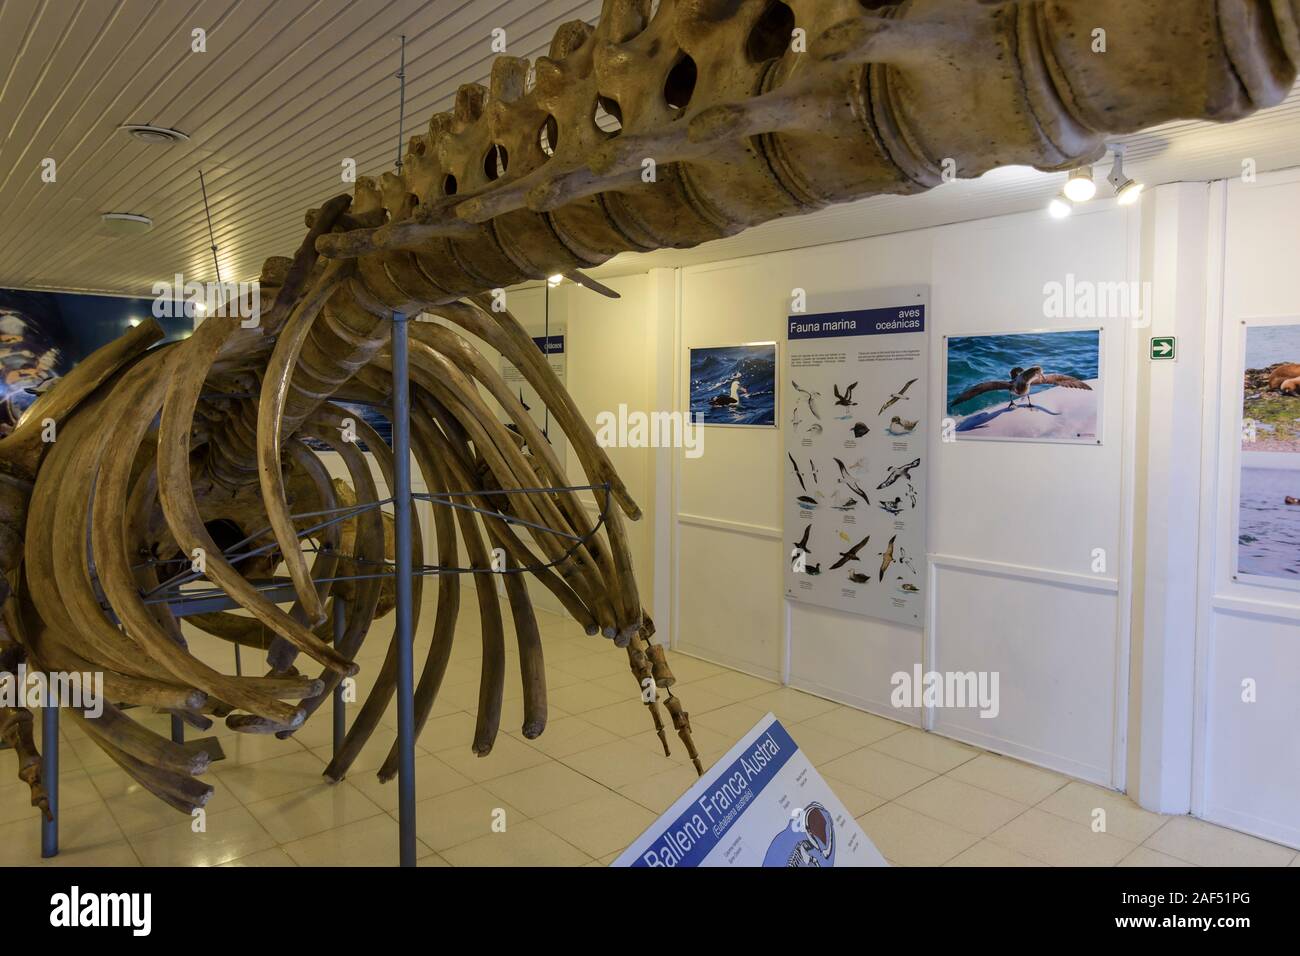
[2,0,1298,815]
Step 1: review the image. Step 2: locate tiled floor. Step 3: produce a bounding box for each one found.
[2,605,1298,868]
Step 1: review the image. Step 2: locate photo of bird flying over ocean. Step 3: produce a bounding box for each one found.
[945,330,1101,442]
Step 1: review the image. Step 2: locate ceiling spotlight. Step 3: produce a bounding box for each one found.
[128,317,141,327]
[1107,144,1144,205]
[547,274,564,287]
[119,124,190,146]
[100,212,153,235]
[1048,195,1073,220]
[1063,166,1097,203]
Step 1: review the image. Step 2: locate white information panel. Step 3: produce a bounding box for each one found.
[612,714,887,868]
[784,289,928,626]
[500,333,567,473]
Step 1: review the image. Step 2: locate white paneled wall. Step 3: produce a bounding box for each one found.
[1195,168,1300,848]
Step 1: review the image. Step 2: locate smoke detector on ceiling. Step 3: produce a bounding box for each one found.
[100,212,154,235]
[118,124,190,145]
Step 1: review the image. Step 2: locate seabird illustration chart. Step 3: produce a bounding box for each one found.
[833,457,872,505]
[788,453,807,491]
[879,378,919,416]
[949,366,1092,411]
[830,535,872,571]
[793,381,823,419]
[878,535,898,581]
[877,458,922,490]
[785,293,928,625]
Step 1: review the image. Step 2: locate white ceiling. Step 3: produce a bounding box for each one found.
[1,0,1298,297]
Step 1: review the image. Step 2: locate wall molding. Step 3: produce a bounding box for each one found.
[676,512,783,540]
[1212,593,1300,626]
[931,553,1120,594]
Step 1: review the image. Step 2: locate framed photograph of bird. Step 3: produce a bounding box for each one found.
[943,328,1104,444]
[687,342,779,427]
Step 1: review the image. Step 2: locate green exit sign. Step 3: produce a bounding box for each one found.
[1150,336,1177,361]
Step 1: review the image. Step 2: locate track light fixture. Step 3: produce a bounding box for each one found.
[1048,195,1073,219]
[1107,144,1145,205]
[1064,166,1097,203]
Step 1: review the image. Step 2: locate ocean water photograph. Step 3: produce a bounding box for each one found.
[1237,320,1300,584]
[689,342,778,426]
[944,328,1102,443]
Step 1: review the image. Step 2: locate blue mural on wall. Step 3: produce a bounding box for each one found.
[0,288,192,436]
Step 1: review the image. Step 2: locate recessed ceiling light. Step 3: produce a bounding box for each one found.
[118,124,190,146]
[100,212,153,235]
[547,274,564,287]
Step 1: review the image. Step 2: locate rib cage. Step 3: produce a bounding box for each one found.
[0,0,1296,817]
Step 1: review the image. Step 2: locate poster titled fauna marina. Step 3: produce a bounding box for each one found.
[783,289,928,627]
[1237,319,1300,586]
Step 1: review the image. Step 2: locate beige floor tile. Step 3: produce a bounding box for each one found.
[799,706,907,745]
[821,777,889,818]
[0,801,126,866]
[1118,846,1195,867]
[282,812,430,866]
[692,702,771,741]
[870,728,980,773]
[821,748,936,799]
[221,847,297,866]
[347,753,472,811]
[482,761,609,817]
[987,808,1136,866]
[581,698,661,738]
[415,710,480,751]
[1038,781,1170,844]
[618,764,701,814]
[857,803,979,866]
[785,723,863,765]
[896,776,1028,837]
[219,732,308,767]
[686,671,781,703]
[510,715,619,759]
[30,840,142,868]
[441,819,591,867]
[212,749,330,804]
[663,684,734,716]
[947,753,1069,804]
[625,726,734,766]
[437,732,552,782]
[535,791,657,859]
[555,652,636,681]
[245,781,384,844]
[658,655,725,683]
[410,784,524,852]
[946,839,1047,867]
[129,806,275,867]
[0,769,100,826]
[562,739,678,790]
[747,687,841,725]
[547,681,626,714]
[1143,816,1296,867]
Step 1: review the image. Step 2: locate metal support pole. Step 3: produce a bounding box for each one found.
[40,703,58,858]
[170,715,184,744]
[332,597,348,758]
[391,311,417,867]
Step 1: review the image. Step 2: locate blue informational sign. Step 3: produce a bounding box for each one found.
[788,305,926,341]
[531,334,565,355]
[613,714,887,868]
